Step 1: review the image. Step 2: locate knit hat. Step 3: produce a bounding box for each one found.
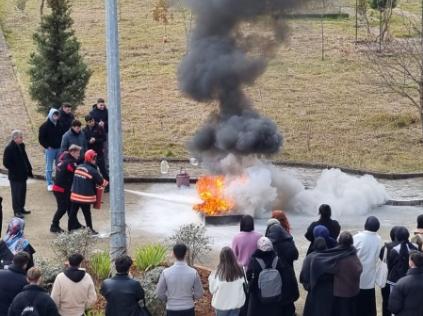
[257,237,273,252]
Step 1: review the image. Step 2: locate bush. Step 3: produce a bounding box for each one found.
[51,229,95,263]
[88,251,111,281]
[35,258,63,290]
[134,244,167,272]
[137,266,166,316]
[168,224,212,265]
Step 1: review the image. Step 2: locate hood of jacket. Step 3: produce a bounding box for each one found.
[64,266,86,282]
[47,108,60,125]
[266,222,292,242]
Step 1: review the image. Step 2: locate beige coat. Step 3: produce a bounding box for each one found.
[51,271,97,316]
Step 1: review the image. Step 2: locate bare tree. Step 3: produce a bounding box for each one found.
[363,14,423,140]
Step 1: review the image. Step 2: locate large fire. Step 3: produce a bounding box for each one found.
[193,175,234,216]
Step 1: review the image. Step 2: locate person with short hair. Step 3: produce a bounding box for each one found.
[0,252,30,316]
[305,204,341,255]
[51,253,97,316]
[58,103,75,136]
[60,120,87,159]
[156,243,204,316]
[209,247,246,316]
[353,216,382,316]
[8,267,59,316]
[39,108,62,191]
[231,215,262,268]
[100,255,145,316]
[389,251,423,315]
[3,130,33,218]
[50,144,81,233]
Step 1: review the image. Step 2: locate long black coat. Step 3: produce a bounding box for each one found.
[83,123,106,156]
[388,242,418,283]
[100,273,145,316]
[246,249,299,316]
[8,284,59,316]
[90,104,109,133]
[58,108,74,136]
[305,218,341,255]
[389,267,423,316]
[3,141,33,181]
[265,223,299,266]
[0,265,28,316]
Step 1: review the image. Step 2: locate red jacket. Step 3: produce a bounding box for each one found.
[53,152,78,193]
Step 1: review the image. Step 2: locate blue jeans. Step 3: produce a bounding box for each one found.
[215,309,240,316]
[45,148,59,186]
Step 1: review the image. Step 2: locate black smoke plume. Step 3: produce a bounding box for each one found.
[179,0,303,157]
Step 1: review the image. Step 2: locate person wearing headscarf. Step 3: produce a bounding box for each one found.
[411,214,423,251]
[271,210,291,234]
[308,225,337,253]
[305,204,341,255]
[380,226,400,316]
[2,217,35,269]
[246,237,299,316]
[300,237,333,316]
[387,227,417,287]
[353,216,382,316]
[265,218,298,267]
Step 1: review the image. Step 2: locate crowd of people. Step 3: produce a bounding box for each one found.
[2,99,109,234]
[0,203,423,315]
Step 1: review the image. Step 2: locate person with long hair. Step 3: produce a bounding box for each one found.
[209,247,246,316]
[232,215,262,268]
[271,210,291,234]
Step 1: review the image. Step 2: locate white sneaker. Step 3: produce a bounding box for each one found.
[47,185,53,191]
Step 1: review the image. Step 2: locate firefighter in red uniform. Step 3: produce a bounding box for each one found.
[50,144,81,233]
[69,149,107,234]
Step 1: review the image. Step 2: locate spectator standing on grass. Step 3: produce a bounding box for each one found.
[388,251,423,316]
[83,115,109,183]
[50,144,81,233]
[209,247,246,316]
[3,130,33,219]
[38,108,62,191]
[231,215,262,268]
[305,204,341,255]
[156,243,204,316]
[380,226,400,316]
[51,253,97,316]
[265,218,299,267]
[353,216,382,316]
[246,237,299,316]
[8,267,59,316]
[0,252,30,316]
[101,255,145,316]
[2,217,35,269]
[58,103,75,136]
[60,120,87,160]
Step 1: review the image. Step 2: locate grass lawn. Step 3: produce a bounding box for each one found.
[1,0,423,172]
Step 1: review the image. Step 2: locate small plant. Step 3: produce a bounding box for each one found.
[134,244,167,272]
[51,229,94,263]
[84,311,105,316]
[35,257,63,289]
[168,224,212,266]
[88,251,111,281]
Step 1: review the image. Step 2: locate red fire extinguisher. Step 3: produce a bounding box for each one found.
[93,180,108,209]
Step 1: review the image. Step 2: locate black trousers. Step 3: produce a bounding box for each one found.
[356,288,376,316]
[167,309,195,316]
[381,285,391,316]
[68,202,93,231]
[10,180,27,214]
[52,191,70,227]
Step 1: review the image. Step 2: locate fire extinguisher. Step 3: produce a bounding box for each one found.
[93,180,108,209]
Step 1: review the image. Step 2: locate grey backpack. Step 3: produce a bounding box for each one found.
[256,257,282,303]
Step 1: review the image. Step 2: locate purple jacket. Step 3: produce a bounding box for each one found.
[232,231,262,267]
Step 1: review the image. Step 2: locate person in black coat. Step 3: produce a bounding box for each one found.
[305,204,341,255]
[246,237,299,316]
[0,252,30,316]
[3,130,33,218]
[90,98,108,133]
[265,219,299,267]
[39,108,62,191]
[58,103,75,136]
[389,251,423,316]
[8,267,59,316]
[100,255,145,316]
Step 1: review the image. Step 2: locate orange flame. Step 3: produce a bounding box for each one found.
[193,175,234,216]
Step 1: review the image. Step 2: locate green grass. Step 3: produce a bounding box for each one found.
[134,244,167,272]
[88,251,111,281]
[1,0,423,172]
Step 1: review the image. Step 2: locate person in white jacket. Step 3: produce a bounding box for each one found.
[51,253,97,316]
[208,247,246,316]
[353,216,382,316]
